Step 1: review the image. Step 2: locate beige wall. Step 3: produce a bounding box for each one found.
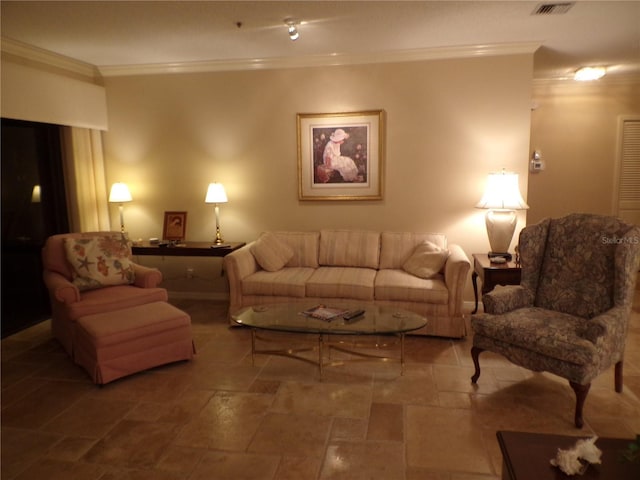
[103,54,533,299]
[528,79,640,225]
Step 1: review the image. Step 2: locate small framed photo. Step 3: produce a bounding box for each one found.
[163,211,187,241]
[297,110,385,200]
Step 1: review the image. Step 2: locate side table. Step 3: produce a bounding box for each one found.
[471,253,521,314]
[131,241,245,257]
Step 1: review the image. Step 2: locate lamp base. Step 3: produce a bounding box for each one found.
[485,209,517,255]
[488,251,512,261]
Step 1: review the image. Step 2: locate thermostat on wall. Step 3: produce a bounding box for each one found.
[530,150,545,172]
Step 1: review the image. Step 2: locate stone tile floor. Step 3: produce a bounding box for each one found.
[2,290,639,479]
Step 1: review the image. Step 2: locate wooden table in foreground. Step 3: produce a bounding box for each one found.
[497,430,639,480]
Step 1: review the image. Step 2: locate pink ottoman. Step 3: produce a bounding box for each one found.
[74,301,194,384]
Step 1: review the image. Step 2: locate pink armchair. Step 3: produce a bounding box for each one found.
[42,232,168,358]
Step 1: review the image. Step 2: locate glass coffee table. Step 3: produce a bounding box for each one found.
[232,303,427,377]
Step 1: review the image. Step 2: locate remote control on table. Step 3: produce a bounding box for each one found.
[343,309,365,321]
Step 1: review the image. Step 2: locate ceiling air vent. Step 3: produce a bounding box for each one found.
[533,2,574,15]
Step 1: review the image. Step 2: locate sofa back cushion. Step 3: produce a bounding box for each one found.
[272,231,320,268]
[379,232,447,270]
[319,230,380,269]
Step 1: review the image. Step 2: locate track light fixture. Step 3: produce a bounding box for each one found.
[284,18,299,41]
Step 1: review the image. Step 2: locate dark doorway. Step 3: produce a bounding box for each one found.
[1,118,70,337]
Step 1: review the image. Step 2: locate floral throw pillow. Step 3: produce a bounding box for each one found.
[402,241,449,279]
[64,235,135,291]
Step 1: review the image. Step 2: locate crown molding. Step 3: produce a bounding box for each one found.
[98,42,541,77]
[1,38,541,78]
[1,37,101,81]
[532,72,640,89]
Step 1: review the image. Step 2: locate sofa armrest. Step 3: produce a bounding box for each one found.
[132,263,164,288]
[43,270,80,304]
[482,285,532,315]
[444,244,471,316]
[224,242,259,309]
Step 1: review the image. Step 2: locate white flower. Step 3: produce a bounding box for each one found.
[550,436,601,476]
[551,448,585,475]
[575,437,602,464]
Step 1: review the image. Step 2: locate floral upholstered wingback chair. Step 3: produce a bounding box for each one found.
[470,213,640,428]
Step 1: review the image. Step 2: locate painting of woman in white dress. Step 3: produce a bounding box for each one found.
[313,126,367,184]
[297,110,383,200]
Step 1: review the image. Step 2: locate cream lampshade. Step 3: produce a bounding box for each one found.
[108,182,132,234]
[205,183,228,245]
[476,170,528,260]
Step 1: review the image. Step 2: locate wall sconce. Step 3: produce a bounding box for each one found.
[31,185,41,203]
[108,182,132,234]
[285,18,299,41]
[205,182,228,245]
[574,66,606,81]
[476,170,529,261]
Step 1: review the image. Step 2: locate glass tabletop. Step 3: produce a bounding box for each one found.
[232,303,427,335]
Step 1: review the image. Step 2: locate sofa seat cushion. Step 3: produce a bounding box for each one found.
[375,269,448,303]
[306,267,376,300]
[471,307,597,366]
[243,268,316,298]
[67,285,169,321]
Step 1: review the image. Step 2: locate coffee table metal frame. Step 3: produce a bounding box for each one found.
[232,303,427,377]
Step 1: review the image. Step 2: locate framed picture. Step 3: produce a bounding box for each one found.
[297,110,385,200]
[163,211,187,241]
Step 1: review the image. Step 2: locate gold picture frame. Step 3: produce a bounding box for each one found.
[163,211,187,241]
[297,110,385,200]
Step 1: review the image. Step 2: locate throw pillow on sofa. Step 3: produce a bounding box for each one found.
[402,241,449,279]
[251,232,295,272]
[64,235,135,291]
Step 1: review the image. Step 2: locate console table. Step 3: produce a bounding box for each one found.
[497,430,639,480]
[131,241,245,257]
[471,253,521,314]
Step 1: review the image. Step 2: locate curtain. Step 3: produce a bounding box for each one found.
[62,127,111,232]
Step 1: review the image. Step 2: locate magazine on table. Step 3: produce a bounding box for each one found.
[300,305,348,321]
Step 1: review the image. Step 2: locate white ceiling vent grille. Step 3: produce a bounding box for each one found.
[533,2,574,15]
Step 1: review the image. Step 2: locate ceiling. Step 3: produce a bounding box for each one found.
[1,1,639,80]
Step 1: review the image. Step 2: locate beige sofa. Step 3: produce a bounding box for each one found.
[224,230,471,338]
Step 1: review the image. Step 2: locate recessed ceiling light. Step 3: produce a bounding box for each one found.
[574,66,606,81]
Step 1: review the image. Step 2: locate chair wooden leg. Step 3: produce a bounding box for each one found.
[570,381,591,429]
[615,360,623,393]
[471,346,484,384]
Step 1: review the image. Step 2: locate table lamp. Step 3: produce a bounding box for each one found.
[205,182,228,245]
[476,170,528,261]
[108,182,132,234]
